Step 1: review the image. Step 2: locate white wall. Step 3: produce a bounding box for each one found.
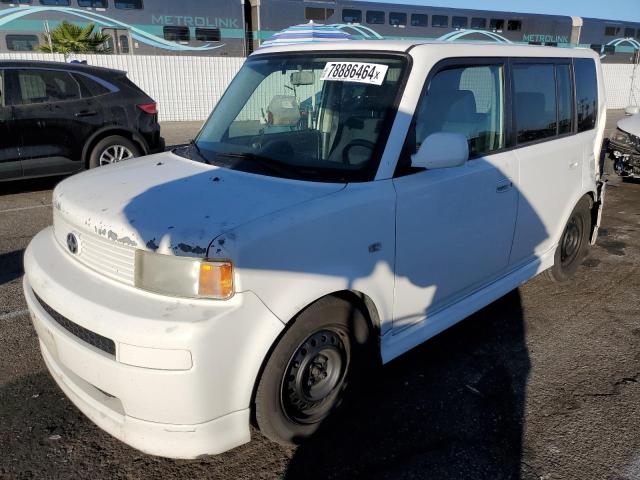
[1,53,639,119]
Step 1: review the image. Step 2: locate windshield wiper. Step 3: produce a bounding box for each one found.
[189,139,211,164]
[215,151,302,179]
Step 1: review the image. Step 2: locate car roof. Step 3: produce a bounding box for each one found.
[0,59,125,76]
[251,39,601,60]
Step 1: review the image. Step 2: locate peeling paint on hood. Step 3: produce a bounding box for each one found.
[52,152,346,257]
[618,114,640,137]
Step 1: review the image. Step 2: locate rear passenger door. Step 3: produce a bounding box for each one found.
[0,69,22,180]
[8,68,101,178]
[509,60,584,266]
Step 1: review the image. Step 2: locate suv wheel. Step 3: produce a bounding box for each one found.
[89,135,141,168]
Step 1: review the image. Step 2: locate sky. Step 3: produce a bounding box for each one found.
[364,0,640,23]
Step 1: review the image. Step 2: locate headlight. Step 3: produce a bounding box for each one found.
[134,250,234,300]
[612,128,633,145]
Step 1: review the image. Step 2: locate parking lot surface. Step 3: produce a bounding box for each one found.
[1,115,640,479]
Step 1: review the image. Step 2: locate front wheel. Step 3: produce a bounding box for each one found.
[545,196,592,283]
[254,295,373,445]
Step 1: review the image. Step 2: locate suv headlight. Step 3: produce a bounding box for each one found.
[134,250,234,300]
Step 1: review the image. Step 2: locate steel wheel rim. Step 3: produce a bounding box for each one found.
[281,328,350,425]
[561,215,583,266]
[99,145,134,166]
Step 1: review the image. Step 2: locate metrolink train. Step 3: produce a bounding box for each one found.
[0,0,639,62]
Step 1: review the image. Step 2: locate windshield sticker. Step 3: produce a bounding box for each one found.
[320,62,389,85]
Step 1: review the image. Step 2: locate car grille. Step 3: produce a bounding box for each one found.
[53,210,136,286]
[33,291,116,356]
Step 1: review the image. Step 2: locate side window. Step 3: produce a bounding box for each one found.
[452,16,467,29]
[574,58,598,132]
[0,70,4,107]
[342,9,361,24]
[196,28,221,42]
[163,26,189,43]
[14,69,81,105]
[410,14,428,27]
[513,63,557,144]
[413,64,505,158]
[508,20,522,31]
[389,12,407,27]
[471,17,486,29]
[78,0,107,6]
[490,18,504,32]
[432,15,448,28]
[115,0,143,8]
[73,73,111,97]
[556,64,573,135]
[40,0,71,5]
[6,34,39,51]
[366,11,384,25]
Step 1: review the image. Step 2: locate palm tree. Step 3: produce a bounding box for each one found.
[39,21,111,57]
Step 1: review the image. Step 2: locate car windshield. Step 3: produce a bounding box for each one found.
[190,53,408,182]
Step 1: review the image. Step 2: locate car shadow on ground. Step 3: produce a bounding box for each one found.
[0,249,25,286]
[1,176,66,196]
[284,289,529,480]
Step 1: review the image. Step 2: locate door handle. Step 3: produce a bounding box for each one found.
[569,160,579,169]
[75,110,97,117]
[496,179,513,193]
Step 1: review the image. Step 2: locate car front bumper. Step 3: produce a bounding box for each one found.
[23,227,285,458]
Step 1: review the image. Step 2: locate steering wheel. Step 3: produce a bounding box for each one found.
[342,139,376,165]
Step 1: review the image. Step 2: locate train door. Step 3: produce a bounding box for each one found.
[103,28,133,55]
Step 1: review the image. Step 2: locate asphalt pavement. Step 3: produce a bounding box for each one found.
[1,113,639,480]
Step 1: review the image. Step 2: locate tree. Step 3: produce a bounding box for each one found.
[39,21,111,57]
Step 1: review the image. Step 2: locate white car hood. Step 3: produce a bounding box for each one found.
[618,114,640,137]
[53,152,345,256]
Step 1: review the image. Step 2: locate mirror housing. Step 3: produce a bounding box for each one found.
[290,71,314,86]
[411,132,469,170]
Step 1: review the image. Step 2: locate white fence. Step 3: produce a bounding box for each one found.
[1,53,639,120]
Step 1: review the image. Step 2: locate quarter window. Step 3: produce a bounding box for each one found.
[14,69,81,105]
[411,14,428,27]
[413,64,505,158]
[490,18,504,32]
[556,64,573,135]
[6,34,39,51]
[389,12,407,27]
[78,0,107,7]
[508,20,522,31]
[432,15,448,28]
[115,0,142,8]
[471,17,486,29]
[452,16,467,29]
[366,11,384,25]
[513,63,557,143]
[196,28,221,42]
[342,9,361,23]
[574,58,598,132]
[163,26,189,43]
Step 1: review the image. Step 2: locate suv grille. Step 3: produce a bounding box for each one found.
[34,292,116,356]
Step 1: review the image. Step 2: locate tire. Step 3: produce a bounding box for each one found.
[544,196,592,283]
[254,295,373,446]
[88,135,141,169]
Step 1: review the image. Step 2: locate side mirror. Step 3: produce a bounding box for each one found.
[411,132,469,170]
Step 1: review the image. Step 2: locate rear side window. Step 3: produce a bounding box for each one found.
[574,58,598,132]
[73,73,111,97]
[14,69,81,105]
[513,64,557,143]
[413,64,505,158]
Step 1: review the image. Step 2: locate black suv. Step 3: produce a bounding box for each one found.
[0,60,164,181]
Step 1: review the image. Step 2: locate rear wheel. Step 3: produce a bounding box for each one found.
[255,295,373,445]
[89,135,140,169]
[545,196,592,283]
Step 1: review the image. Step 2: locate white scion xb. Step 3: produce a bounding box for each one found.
[23,40,606,458]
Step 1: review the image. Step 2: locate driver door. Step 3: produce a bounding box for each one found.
[392,60,519,330]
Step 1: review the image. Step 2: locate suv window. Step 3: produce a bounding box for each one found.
[413,64,505,158]
[513,64,557,144]
[13,69,81,105]
[0,70,4,106]
[556,64,573,135]
[73,73,111,97]
[574,58,598,132]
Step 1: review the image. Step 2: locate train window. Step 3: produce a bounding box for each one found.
[513,63,557,144]
[389,12,407,27]
[366,11,384,25]
[452,16,467,29]
[471,17,486,29]
[305,7,334,21]
[625,28,635,38]
[432,15,448,28]
[590,44,602,53]
[6,34,39,51]
[0,71,3,107]
[78,0,108,7]
[0,0,31,3]
[508,20,522,31]
[119,34,130,53]
[196,28,221,42]
[163,26,189,43]
[342,9,361,24]
[604,26,620,36]
[115,0,142,8]
[490,19,504,32]
[574,58,598,132]
[40,0,70,5]
[410,14,428,27]
[556,64,573,135]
